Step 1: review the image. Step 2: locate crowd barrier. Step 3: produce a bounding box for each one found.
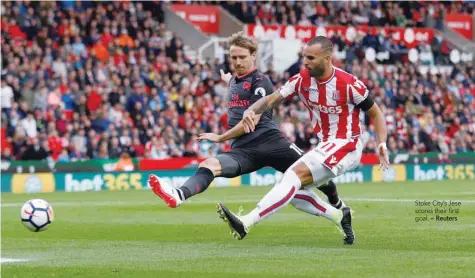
[2,153,474,174]
[1,163,473,193]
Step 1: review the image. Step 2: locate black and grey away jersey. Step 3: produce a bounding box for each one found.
[226,69,281,147]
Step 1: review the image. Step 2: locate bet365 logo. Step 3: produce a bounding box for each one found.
[308,101,343,114]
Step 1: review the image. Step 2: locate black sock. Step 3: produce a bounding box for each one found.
[178,167,215,200]
[317,179,340,206]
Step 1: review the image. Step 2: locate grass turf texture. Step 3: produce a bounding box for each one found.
[2,180,475,277]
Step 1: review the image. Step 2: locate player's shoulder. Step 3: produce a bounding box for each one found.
[252,71,271,83]
[283,68,308,84]
[334,67,359,83]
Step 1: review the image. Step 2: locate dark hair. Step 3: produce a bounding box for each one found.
[307,36,333,55]
[227,31,258,55]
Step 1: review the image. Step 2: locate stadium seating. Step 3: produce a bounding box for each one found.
[1,1,474,162]
[218,1,475,30]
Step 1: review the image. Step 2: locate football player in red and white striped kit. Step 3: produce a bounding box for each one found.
[217,36,390,244]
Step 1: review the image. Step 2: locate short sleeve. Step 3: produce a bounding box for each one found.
[279,74,301,99]
[250,75,274,103]
[348,77,369,105]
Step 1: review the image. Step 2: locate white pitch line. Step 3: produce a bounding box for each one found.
[2,197,475,208]
[0,199,258,208]
[0,199,263,208]
[0,258,31,263]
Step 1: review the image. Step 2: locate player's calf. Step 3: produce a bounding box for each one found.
[238,163,311,230]
[291,189,355,244]
[291,189,343,222]
[317,180,347,209]
[177,166,215,200]
[171,158,219,204]
[148,157,218,207]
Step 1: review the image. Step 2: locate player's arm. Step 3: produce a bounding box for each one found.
[242,90,284,133]
[221,114,263,141]
[250,90,284,115]
[242,72,299,133]
[358,95,390,170]
[350,77,389,170]
[198,114,263,143]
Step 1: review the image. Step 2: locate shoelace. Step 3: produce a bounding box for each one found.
[237,206,244,217]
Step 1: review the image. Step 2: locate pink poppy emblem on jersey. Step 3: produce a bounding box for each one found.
[242,82,251,92]
[332,90,340,101]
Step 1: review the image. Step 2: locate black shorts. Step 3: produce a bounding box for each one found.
[215,136,303,178]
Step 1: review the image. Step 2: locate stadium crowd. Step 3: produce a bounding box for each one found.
[221,1,444,28]
[1,1,474,162]
[220,1,474,30]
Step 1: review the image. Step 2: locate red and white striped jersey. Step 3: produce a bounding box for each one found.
[279,67,369,142]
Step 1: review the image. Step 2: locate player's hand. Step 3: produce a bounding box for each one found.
[242,109,256,133]
[377,142,390,170]
[197,133,222,143]
[220,69,232,84]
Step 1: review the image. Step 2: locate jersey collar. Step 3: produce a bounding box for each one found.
[235,68,257,80]
[316,67,336,84]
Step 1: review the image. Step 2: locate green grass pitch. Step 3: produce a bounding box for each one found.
[2,180,475,277]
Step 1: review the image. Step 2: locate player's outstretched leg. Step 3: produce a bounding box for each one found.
[217,163,308,239]
[288,189,354,244]
[148,158,218,208]
[317,180,347,209]
[217,157,355,244]
[290,188,343,223]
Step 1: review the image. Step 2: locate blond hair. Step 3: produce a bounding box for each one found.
[227,31,258,55]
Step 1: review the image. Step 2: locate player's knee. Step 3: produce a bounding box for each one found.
[199,158,222,176]
[292,162,314,186]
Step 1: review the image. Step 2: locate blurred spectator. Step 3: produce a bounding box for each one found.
[21,112,37,138]
[22,137,49,160]
[219,1,474,29]
[57,150,71,162]
[2,148,14,161]
[115,152,135,172]
[1,0,474,163]
[1,79,14,116]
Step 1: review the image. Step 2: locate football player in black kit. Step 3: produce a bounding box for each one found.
[148,32,353,243]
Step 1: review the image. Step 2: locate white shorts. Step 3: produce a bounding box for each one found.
[299,137,363,186]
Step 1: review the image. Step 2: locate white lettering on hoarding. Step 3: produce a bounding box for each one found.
[332,171,364,184]
[414,165,445,181]
[65,174,103,192]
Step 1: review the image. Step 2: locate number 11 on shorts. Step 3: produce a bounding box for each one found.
[320,142,337,153]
